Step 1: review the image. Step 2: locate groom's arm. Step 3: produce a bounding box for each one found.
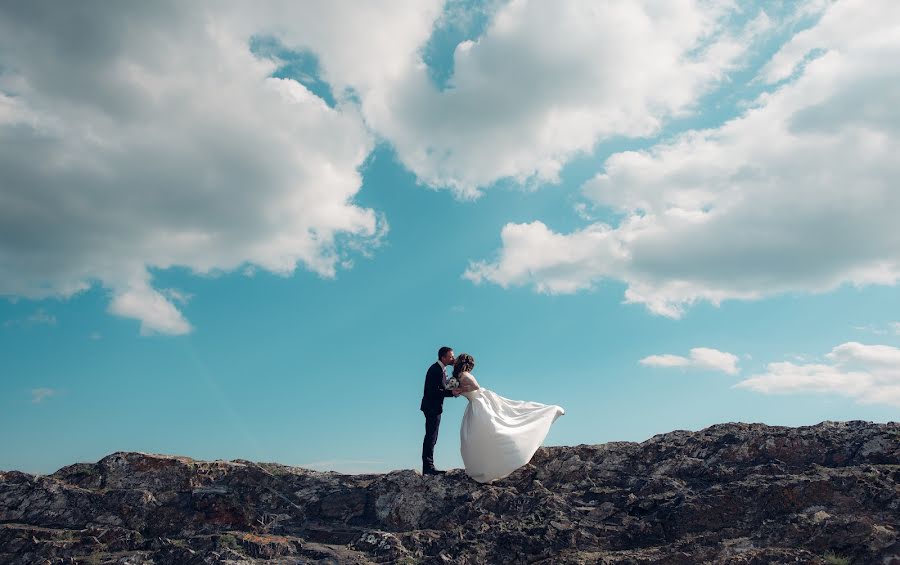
[437,368,455,398]
[426,366,455,398]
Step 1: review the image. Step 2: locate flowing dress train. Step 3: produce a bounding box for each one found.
[459,376,564,483]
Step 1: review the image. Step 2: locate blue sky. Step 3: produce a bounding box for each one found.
[1,1,898,475]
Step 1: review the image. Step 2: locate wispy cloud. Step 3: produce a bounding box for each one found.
[640,347,740,375]
[162,288,193,305]
[31,387,57,404]
[4,309,58,329]
[854,324,889,335]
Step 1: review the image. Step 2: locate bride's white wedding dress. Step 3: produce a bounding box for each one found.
[458,371,565,483]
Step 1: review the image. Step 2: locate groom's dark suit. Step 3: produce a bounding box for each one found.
[420,361,454,471]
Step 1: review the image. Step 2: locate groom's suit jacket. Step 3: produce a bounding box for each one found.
[420,362,454,415]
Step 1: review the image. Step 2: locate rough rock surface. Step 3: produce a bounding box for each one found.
[1,420,897,564]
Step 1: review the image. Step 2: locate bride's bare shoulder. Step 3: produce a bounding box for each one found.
[460,371,480,387]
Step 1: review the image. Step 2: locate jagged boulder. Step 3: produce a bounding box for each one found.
[1,420,897,564]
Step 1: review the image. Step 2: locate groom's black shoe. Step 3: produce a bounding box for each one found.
[423,467,446,475]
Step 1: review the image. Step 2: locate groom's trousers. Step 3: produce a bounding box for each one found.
[422,412,441,470]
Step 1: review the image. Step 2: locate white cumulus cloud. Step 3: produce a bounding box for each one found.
[735,342,900,407]
[465,0,900,317]
[640,347,740,375]
[367,0,768,198]
[0,1,440,334]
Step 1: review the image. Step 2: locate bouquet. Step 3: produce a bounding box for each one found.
[445,376,460,390]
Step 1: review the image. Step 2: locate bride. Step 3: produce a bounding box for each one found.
[451,353,565,483]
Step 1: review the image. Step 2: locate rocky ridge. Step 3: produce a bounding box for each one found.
[1,420,898,564]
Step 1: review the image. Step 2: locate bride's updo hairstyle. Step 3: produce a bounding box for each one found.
[453,353,475,380]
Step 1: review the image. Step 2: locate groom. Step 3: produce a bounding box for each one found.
[420,346,460,475]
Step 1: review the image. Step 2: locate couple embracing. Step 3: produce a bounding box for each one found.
[420,346,565,483]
